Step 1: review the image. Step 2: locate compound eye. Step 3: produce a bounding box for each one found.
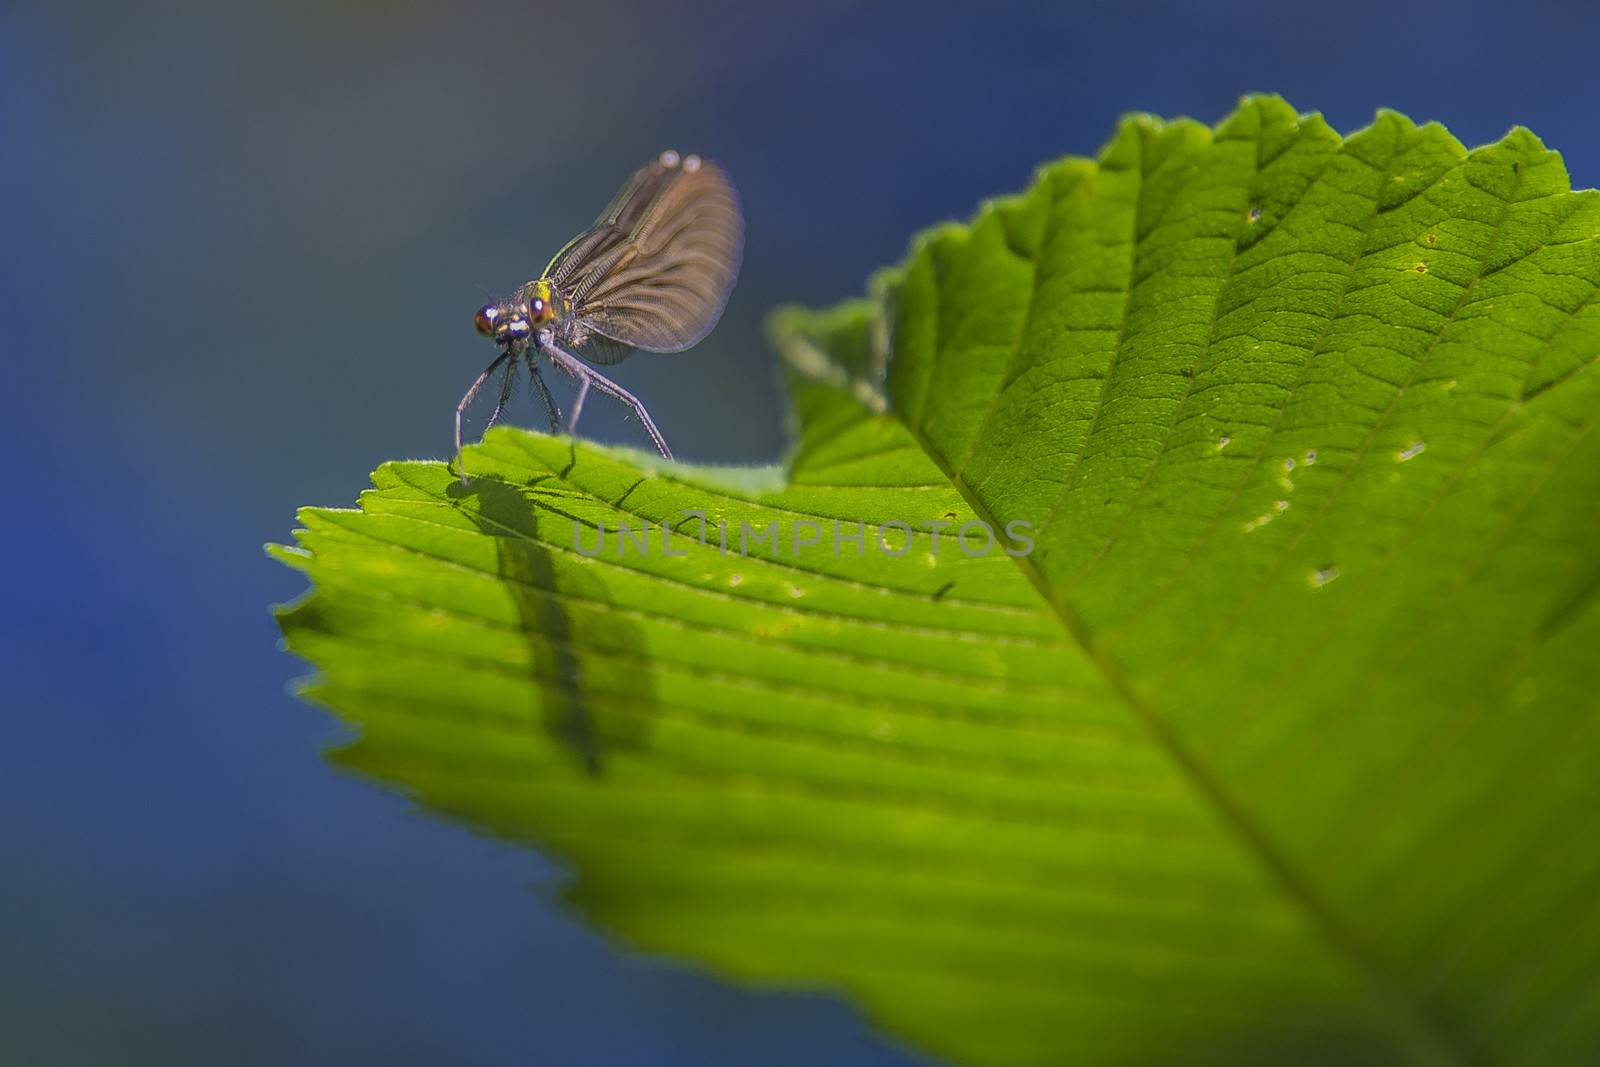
[528,296,547,323]
[473,305,498,337]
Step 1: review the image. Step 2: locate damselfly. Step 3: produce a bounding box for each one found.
[456,150,743,473]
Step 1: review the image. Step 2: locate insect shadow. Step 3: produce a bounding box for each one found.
[448,474,657,774]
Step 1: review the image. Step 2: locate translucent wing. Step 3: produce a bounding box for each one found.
[546,151,743,354]
[573,333,633,367]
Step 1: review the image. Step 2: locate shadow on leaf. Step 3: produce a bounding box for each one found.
[448,472,657,774]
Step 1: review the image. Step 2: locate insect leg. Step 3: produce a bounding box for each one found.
[455,349,512,481]
[565,377,590,435]
[483,355,517,433]
[525,359,561,433]
[541,339,672,459]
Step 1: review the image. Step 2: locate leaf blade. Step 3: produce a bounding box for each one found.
[275,95,1600,1066]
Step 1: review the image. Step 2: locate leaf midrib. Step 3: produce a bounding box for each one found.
[845,115,1477,1047]
[892,406,1472,1065]
[838,109,1476,1060]
[854,118,1584,1067]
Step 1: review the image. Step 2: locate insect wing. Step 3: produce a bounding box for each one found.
[573,333,633,367]
[547,152,743,353]
[540,162,669,286]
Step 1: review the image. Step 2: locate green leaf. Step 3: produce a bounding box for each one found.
[272,96,1600,1066]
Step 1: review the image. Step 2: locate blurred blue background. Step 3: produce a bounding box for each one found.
[4,1,1598,1063]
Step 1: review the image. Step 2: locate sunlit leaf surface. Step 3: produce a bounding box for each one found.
[274,96,1600,1066]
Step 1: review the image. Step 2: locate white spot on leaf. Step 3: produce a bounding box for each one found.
[1242,506,1283,533]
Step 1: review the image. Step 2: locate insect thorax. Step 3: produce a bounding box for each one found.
[510,278,570,329]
